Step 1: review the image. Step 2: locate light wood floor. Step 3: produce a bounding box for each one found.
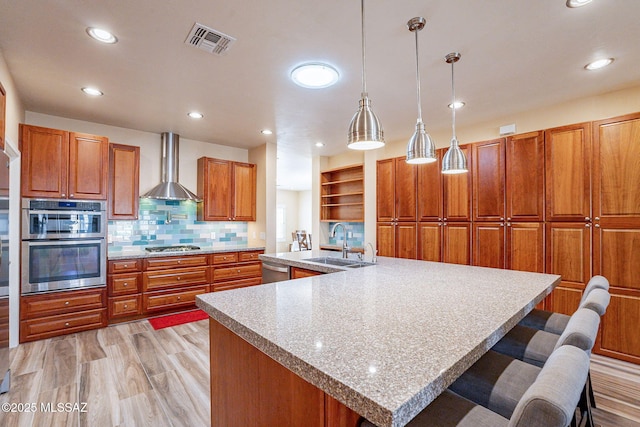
[0,318,638,427]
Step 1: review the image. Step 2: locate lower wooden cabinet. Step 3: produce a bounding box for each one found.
[109,294,141,318]
[144,285,210,313]
[290,267,324,279]
[443,223,472,265]
[418,222,442,262]
[376,222,417,259]
[472,221,545,272]
[20,288,107,342]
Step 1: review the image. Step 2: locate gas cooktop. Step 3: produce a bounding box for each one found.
[145,245,201,253]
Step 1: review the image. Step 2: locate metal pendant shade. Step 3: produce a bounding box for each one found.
[406,17,436,164]
[442,52,468,174]
[347,0,385,150]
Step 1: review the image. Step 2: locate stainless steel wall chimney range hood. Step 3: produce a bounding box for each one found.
[141,132,201,202]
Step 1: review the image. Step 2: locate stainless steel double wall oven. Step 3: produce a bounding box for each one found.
[21,198,107,294]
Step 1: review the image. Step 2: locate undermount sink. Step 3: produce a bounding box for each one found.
[304,257,374,268]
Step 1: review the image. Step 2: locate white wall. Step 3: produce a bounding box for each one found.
[297,190,312,232]
[276,190,298,252]
[1,49,25,348]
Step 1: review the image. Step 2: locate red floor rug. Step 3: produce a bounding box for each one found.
[148,309,209,330]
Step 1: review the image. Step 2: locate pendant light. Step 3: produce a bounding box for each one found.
[442,52,468,174]
[406,17,436,164]
[347,0,385,150]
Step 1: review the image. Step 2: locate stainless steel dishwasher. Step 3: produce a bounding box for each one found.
[262,261,290,283]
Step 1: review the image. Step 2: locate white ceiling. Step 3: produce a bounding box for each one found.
[1,0,640,191]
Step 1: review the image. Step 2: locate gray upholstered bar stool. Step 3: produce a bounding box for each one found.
[359,345,590,427]
[520,275,609,334]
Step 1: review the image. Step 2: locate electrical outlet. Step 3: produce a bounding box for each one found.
[210,232,216,240]
[253,231,256,238]
[259,232,266,240]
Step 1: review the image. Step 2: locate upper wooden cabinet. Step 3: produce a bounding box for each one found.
[108,143,140,220]
[197,157,256,221]
[506,131,545,221]
[545,123,592,222]
[417,150,443,222]
[20,124,109,199]
[472,139,505,222]
[320,164,364,222]
[443,145,472,222]
[377,156,417,222]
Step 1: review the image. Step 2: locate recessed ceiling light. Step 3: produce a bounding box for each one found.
[187,112,203,119]
[584,58,614,71]
[291,62,340,89]
[261,129,273,135]
[315,142,325,147]
[448,101,465,109]
[566,0,593,8]
[86,27,118,44]
[81,87,103,96]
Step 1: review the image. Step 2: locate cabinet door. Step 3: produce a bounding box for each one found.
[232,162,256,221]
[443,222,471,265]
[418,222,442,262]
[108,143,140,220]
[376,223,395,257]
[198,157,232,221]
[395,158,417,222]
[68,132,109,199]
[20,124,69,198]
[506,131,545,221]
[472,139,505,222]
[443,145,472,222]
[545,123,591,222]
[472,222,505,269]
[376,158,395,222]
[507,222,544,273]
[417,150,442,221]
[396,222,417,259]
[592,113,640,226]
[546,222,591,315]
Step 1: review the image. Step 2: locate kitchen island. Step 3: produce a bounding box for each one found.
[196,251,560,427]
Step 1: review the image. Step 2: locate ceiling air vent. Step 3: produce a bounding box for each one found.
[185,22,236,55]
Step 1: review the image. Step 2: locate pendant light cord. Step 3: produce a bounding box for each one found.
[415,30,422,121]
[361,0,367,96]
[450,59,457,142]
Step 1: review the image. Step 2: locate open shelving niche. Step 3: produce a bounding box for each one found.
[320,164,364,222]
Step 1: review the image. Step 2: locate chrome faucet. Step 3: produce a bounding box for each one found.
[330,222,349,258]
[366,242,377,263]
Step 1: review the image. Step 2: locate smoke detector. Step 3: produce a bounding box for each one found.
[185,22,236,55]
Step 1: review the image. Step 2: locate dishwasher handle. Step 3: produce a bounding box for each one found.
[262,262,289,273]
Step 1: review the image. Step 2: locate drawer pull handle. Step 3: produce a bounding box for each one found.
[177,276,181,281]
[123,264,128,268]
[178,260,182,264]
[64,322,70,327]
[177,296,181,301]
[123,282,128,287]
[123,304,128,309]
[64,301,70,306]
[237,269,241,273]
[223,256,227,260]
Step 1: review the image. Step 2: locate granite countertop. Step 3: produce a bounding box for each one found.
[108,245,265,260]
[196,251,560,427]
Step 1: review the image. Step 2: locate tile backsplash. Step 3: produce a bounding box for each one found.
[327,222,364,248]
[108,199,248,252]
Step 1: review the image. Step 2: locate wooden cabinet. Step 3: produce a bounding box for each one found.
[20,288,107,342]
[108,143,140,220]
[197,157,256,221]
[443,145,473,222]
[591,113,640,363]
[211,250,263,292]
[20,124,108,199]
[443,223,472,265]
[506,131,545,221]
[472,139,505,222]
[320,164,364,222]
[417,150,443,222]
[108,258,143,320]
[545,123,591,222]
[376,222,417,259]
[377,157,417,222]
[507,222,545,273]
[418,222,442,262]
[290,267,324,279]
[472,222,505,268]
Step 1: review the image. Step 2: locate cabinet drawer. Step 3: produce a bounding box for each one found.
[290,267,324,279]
[20,309,106,343]
[212,277,262,292]
[211,252,238,265]
[238,251,263,262]
[143,267,208,292]
[108,259,142,274]
[144,286,209,312]
[213,263,261,282]
[144,255,208,270]
[20,288,106,320]
[109,295,141,318]
[109,273,141,296]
